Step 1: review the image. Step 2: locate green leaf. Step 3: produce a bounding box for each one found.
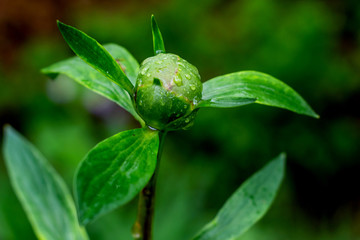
[197,97,256,108]
[2,126,88,240]
[56,21,134,95]
[41,44,144,125]
[201,71,319,118]
[193,153,286,240]
[151,15,166,55]
[75,128,159,225]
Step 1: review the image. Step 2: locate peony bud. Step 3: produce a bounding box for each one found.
[134,53,202,131]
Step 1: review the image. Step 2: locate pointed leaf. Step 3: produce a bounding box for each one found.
[193,153,286,240]
[57,21,134,95]
[75,128,159,225]
[41,44,144,125]
[2,126,88,240]
[151,15,166,55]
[201,71,319,118]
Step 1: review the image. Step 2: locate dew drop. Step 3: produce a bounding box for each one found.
[190,84,196,91]
[174,76,183,86]
[139,100,143,106]
[132,232,141,238]
[185,74,191,80]
[146,73,151,77]
[141,67,149,75]
[185,118,190,123]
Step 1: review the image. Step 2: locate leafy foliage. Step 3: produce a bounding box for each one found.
[151,15,166,55]
[57,21,134,95]
[193,153,285,240]
[2,126,88,240]
[201,71,319,118]
[2,14,319,240]
[42,43,144,125]
[75,128,159,225]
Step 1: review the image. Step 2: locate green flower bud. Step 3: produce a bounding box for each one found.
[134,53,202,131]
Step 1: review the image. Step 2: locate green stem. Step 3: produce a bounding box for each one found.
[132,130,167,240]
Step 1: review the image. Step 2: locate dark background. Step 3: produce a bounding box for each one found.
[1,0,360,239]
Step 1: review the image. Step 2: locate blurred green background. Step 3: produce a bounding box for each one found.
[1,0,360,239]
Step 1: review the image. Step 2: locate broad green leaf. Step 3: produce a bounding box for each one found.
[193,153,286,240]
[75,127,159,225]
[151,15,166,55]
[201,71,319,118]
[41,44,144,125]
[57,21,134,95]
[2,126,88,240]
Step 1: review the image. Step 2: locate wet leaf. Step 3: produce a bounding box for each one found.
[201,71,319,118]
[3,126,88,240]
[151,15,166,55]
[56,21,134,94]
[75,128,159,225]
[193,153,286,240]
[42,44,144,125]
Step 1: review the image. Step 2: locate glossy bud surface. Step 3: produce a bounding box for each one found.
[134,53,202,130]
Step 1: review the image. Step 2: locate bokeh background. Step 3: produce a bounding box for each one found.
[1,0,360,239]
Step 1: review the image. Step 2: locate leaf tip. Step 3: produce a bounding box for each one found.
[275,152,286,179]
[56,20,73,38]
[151,14,156,24]
[3,124,17,139]
[3,124,12,133]
[151,15,158,32]
[56,20,64,29]
[313,113,320,119]
[271,152,286,175]
[278,152,286,163]
[305,107,320,119]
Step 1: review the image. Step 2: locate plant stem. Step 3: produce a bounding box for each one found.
[132,130,167,240]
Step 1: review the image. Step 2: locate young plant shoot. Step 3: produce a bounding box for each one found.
[3,15,318,240]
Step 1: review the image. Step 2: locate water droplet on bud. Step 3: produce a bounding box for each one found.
[185,74,191,80]
[190,84,196,90]
[141,67,149,75]
[174,76,183,86]
[178,62,185,68]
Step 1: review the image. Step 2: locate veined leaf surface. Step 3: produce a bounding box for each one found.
[75,128,159,225]
[151,15,166,55]
[56,21,134,95]
[41,43,144,125]
[193,153,286,240]
[201,71,319,118]
[3,126,88,240]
